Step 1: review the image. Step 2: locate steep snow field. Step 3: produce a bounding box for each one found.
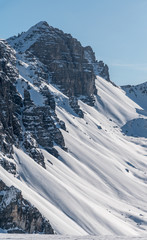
[0,234,147,240]
[0,77,147,236]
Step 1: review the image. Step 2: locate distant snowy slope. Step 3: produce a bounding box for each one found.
[121,81,147,137]
[122,82,147,111]
[0,76,147,236]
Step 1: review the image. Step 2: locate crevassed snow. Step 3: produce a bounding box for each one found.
[0,76,147,236]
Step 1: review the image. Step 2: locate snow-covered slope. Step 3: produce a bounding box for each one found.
[0,74,147,236]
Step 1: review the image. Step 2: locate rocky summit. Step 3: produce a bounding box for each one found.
[7,21,110,97]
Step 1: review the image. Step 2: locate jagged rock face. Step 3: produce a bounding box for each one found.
[0,40,23,157]
[69,97,84,118]
[7,21,98,97]
[7,22,111,97]
[95,61,110,81]
[0,180,54,234]
[0,157,16,175]
[22,89,65,159]
[0,39,65,169]
[0,40,18,82]
[30,34,97,97]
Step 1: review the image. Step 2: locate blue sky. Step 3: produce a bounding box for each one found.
[0,0,147,86]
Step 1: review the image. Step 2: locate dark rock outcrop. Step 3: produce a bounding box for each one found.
[22,89,65,159]
[69,97,84,118]
[0,40,23,158]
[0,157,16,175]
[0,180,54,234]
[95,60,110,82]
[0,40,66,168]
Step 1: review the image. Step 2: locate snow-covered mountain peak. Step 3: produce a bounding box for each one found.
[7,21,55,52]
[1,22,147,236]
[7,21,110,97]
[7,22,99,97]
[24,20,51,33]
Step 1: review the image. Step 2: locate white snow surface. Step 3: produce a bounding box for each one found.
[0,76,147,236]
[0,234,147,240]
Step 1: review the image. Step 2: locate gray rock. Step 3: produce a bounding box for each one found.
[0,180,54,234]
[22,92,65,159]
[0,40,23,158]
[0,40,66,169]
[69,97,84,118]
[96,60,110,82]
[0,157,16,175]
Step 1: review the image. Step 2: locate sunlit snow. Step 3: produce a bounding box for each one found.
[0,76,147,236]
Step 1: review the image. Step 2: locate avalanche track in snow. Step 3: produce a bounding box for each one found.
[0,77,147,236]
